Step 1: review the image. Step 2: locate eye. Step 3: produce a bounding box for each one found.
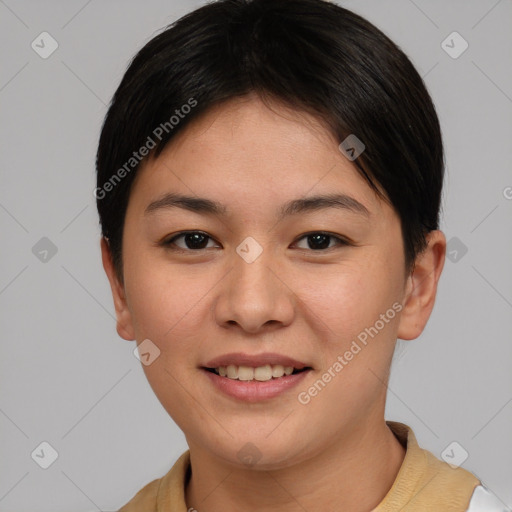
[293,231,350,251]
[161,230,351,253]
[162,231,220,251]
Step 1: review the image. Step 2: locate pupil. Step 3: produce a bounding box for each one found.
[309,234,329,250]
[186,233,208,249]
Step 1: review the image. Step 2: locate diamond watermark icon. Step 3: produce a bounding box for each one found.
[32,237,58,263]
[339,134,365,161]
[446,236,468,263]
[441,31,468,59]
[236,236,263,263]
[237,442,262,466]
[134,338,161,366]
[441,441,468,468]
[31,441,59,469]
[31,32,59,59]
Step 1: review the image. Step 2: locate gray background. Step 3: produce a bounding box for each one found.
[1,0,511,510]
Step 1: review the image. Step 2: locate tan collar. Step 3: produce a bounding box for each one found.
[374,421,480,511]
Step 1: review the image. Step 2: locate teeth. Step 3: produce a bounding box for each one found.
[254,365,272,381]
[213,364,300,381]
[238,366,254,381]
[227,365,238,379]
[272,364,285,377]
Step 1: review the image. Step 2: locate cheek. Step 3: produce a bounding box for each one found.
[299,257,401,374]
[298,258,391,335]
[123,261,213,416]
[124,253,213,345]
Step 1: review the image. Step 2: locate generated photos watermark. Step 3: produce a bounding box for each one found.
[94,97,198,200]
[297,301,403,405]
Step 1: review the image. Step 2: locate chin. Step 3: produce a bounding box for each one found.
[209,434,313,471]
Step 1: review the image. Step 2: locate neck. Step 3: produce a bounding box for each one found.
[185,418,406,512]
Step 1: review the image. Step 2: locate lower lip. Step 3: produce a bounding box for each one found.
[202,368,311,402]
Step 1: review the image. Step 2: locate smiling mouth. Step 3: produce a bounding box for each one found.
[203,364,312,381]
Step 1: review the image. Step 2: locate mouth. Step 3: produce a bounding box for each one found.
[200,352,313,401]
[203,364,312,381]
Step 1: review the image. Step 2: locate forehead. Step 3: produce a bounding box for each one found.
[160,94,341,165]
[128,95,389,221]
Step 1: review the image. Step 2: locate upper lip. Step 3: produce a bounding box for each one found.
[203,352,310,370]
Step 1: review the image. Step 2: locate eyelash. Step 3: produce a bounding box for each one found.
[161,230,351,253]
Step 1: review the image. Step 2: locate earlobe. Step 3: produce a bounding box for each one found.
[397,230,446,341]
[100,237,136,341]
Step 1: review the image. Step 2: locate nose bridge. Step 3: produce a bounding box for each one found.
[233,236,280,306]
[214,236,294,332]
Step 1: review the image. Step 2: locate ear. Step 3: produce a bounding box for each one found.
[397,230,446,341]
[100,237,135,341]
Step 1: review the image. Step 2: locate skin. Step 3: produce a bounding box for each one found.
[102,93,446,511]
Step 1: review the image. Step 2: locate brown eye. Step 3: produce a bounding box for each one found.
[293,232,349,251]
[163,231,219,251]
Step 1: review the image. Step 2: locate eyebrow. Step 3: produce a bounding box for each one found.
[144,192,371,220]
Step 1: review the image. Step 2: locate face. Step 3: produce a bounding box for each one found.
[102,94,445,469]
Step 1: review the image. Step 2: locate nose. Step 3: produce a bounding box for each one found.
[213,244,295,334]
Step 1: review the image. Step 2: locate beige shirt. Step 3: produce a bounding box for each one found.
[118,421,482,511]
